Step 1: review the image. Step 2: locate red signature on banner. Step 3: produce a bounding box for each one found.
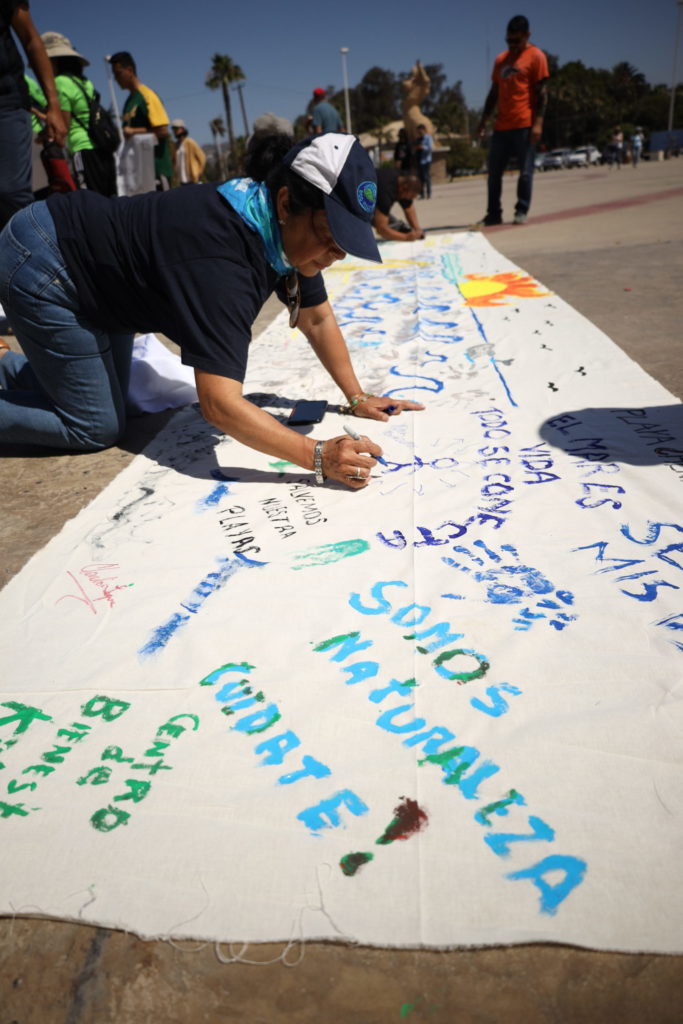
[55,563,133,615]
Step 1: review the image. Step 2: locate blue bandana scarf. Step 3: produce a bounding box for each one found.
[217,178,292,276]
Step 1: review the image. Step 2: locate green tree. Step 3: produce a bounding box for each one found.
[446,138,486,176]
[609,62,648,124]
[432,82,468,135]
[343,66,399,135]
[206,54,245,170]
[547,60,611,147]
[208,116,225,179]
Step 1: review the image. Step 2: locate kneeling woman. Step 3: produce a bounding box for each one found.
[0,133,422,487]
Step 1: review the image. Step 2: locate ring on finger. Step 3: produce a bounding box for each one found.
[354,467,363,479]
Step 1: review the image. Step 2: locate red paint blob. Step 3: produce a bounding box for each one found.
[377,797,428,845]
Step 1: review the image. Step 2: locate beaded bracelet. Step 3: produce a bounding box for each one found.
[344,392,377,414]
[313,440,325,485]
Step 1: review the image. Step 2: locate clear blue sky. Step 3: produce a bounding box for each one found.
[29,0,683,145]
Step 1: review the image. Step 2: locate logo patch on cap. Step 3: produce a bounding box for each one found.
[357,180,377,214]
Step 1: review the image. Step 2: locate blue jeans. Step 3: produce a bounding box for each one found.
[418,161,432,198]
[0,107,34,230]
[0,201,134,450]
[486,128,536,220]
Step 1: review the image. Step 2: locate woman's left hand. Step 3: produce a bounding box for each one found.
[352,395,425,421]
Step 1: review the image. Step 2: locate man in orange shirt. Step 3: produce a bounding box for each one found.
[476,15,549,226]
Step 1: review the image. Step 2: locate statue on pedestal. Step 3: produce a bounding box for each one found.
[401,61,436,142]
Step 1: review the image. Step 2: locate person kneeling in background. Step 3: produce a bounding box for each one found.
[372,167,425,242]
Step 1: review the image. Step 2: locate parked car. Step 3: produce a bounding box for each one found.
[567,145,601,167]
[542,148,572,170]
[567,148,588,168]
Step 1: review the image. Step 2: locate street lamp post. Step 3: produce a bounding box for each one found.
[103,55,123,139]
[667,0,683,135]
[340,47,351,134]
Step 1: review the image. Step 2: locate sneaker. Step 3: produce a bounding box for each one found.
[513,212,528,225]
[475,214,502,227]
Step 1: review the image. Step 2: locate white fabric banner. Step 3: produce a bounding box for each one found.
[1,232,681,952]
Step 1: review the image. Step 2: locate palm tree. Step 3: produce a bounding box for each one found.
[209,116,226,178]
[206,54,245,169]
[610,62,647,124]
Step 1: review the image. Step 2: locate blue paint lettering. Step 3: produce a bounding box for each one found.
[278,755,331,786]
[485,814,555,857]
[376,704,427,734]
[254,730,301,766]
[470,683,523,717]
[297,789,369,834]
[507,854,588,915]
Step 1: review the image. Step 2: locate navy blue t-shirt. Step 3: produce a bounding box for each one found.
[375,168,412,217]
[47,185,327,381]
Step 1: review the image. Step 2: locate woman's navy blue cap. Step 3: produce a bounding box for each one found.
[283,134,382,264]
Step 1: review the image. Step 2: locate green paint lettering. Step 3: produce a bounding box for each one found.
[7,778,37,794]
[56,724,91,743]
[41,744,72,765]
[131,758,171,776]
[0,799,30,818]
[476,789,526,825]
[143,740,169,758]
[22,763,54,778]
[114,778,151,803]
[101,745,134,763]
[77,766,112,786]
[157,713,200,738]
[433,648,490,683]
[81,696,131,721]
[292,538,369,570]
[198,661,254,687]
[0,701,52,735]
[90,804,130,832]
[313,631,374,661]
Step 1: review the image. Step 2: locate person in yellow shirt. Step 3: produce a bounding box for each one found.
[108,50,171,190]
[171,119,206,184]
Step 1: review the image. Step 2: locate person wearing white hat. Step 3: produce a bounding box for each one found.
[41,31,116,196]
[0,132,424,486]
[0,1,66,227]
[171,118,206,185]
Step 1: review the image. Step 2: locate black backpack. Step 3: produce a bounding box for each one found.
[70,77,121,155]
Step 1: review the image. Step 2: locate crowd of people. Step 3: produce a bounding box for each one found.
[0,5,423,486]
[0,8,648,487]
[0,7,207,221]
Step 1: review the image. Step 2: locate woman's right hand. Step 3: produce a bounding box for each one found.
[321,435,382,489]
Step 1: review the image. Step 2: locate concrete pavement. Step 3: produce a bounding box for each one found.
[2,157,682,1024]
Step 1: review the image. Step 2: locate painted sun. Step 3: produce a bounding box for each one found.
[459,272,550,307]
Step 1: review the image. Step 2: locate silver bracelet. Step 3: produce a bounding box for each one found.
[313,440,325,485]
